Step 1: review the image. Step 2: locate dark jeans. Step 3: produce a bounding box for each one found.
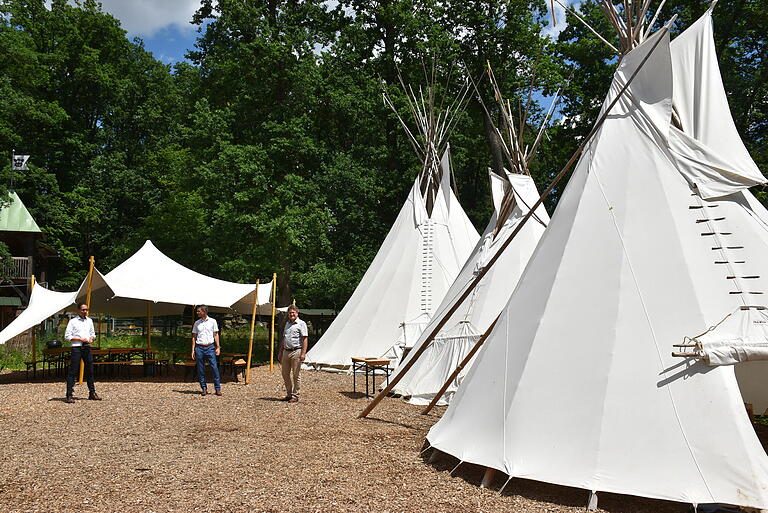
[195,344,221,391]
[66,345,96,397]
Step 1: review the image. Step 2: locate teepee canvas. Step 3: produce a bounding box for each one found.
[425,8,768,510]
[305,78,479,369]
[389,174,549,405]
[387,67,559,405]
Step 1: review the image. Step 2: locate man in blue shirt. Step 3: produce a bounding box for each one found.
[192,305,222,396]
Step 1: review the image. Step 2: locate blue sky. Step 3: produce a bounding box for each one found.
[94,0,571,66]
[95,0,204,64]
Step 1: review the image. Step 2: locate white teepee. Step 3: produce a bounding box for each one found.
[387,67,557,405]
[426,9,768,510]
[305,79,480,369]
[389,170,549,404]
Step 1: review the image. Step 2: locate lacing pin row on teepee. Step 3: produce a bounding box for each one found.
[688,186,764,298]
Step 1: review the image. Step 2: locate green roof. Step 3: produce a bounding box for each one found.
[0,191,41,233]
[0,297,22,306]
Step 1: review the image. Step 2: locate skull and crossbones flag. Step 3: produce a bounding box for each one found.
[11,154,29,171]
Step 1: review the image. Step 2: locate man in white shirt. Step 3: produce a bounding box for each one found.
[278,305,308,403]
[64,303,101,403]
[191,305,222,396]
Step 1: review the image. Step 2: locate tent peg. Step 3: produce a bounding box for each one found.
[587,490,598,511]
[497,476,512,495]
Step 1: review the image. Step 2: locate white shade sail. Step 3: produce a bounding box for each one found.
[96,240,273,316]
[0,286,79,345]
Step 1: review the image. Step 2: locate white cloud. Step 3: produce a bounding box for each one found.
[96,0,205,37]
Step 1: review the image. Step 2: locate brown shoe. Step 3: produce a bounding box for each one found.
[288,397,299,403]
[65,396,75,404]
[214,390,222,396]
[88,393,102,401]
[200,390,208,396]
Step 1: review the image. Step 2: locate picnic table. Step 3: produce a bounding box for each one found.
[39,347,169,378]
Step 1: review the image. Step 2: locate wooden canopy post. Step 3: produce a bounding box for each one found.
[245,280,259,384]
[190,305,196,353]
[79,256,95,384]
[358,28,673,420]
[269,273,277,371]
[421,316,499,415]
[146,301,152,349]
[30,275,36,365]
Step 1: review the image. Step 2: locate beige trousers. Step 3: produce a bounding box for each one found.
[281,348,301,398]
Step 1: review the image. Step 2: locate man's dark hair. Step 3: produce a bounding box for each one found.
[287,305,299,313]
[78,303,88,310]
[197,305,208,314]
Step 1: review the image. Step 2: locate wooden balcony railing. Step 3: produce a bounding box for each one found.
[0,256,31,280]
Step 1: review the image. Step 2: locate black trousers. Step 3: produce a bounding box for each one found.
[66,346,96,397]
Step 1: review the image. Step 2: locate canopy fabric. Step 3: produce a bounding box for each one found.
[0,285,78,344]
[426,15,768,510]
[99,241,273,315]
[389,171,548,404]
[305,148,479,368]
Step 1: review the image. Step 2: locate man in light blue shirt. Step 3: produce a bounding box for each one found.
[192,305,222,396]
[278,305,308,403]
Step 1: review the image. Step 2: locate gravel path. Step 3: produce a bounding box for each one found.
[0,366,688,512]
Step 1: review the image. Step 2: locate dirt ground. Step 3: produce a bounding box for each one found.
[0,366,693,513]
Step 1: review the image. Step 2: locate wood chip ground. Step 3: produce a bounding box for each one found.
[1,366,693,512]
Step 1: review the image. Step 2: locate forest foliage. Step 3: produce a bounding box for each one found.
[0,0,765,308]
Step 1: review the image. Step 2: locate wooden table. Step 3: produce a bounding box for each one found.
[351,357,393,398]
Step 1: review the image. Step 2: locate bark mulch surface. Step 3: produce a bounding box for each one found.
[0,366,690,513]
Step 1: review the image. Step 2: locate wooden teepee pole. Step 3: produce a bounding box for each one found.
[359,22,674,419]
[245,280,259,384]
[146,301,152,349]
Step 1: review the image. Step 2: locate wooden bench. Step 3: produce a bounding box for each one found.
[351,357,393,398]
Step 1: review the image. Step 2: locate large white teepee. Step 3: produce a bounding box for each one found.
[426,10,768,510]
[387,67,557,405]
[304,147,479,368]
[389,170,548,404]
